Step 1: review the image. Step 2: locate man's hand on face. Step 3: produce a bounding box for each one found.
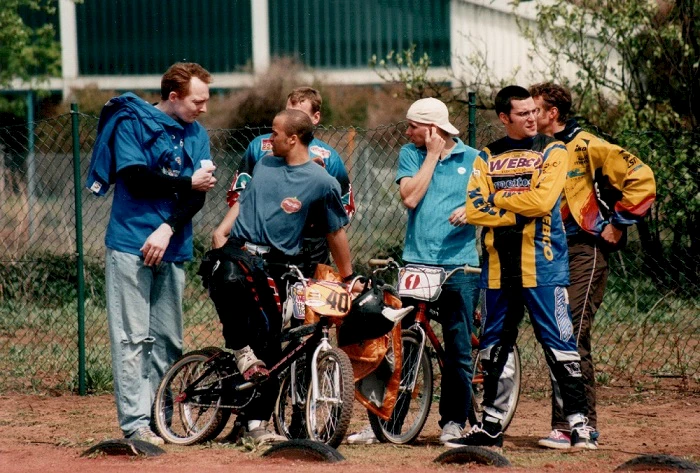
[141,224,173,266]
[424,126,445,157]
[191,166,217,192]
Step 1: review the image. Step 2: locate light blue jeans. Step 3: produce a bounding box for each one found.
[106,248,184,436]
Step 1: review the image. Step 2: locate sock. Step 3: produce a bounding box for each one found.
[567,413,586,428]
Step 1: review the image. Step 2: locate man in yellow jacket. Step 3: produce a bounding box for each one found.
[529,82,656,449]
[450,86,593,450]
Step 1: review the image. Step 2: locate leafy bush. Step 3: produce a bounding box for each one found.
[0,252,105,307]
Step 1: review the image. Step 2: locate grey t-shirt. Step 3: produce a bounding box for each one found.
[230,155,349,256]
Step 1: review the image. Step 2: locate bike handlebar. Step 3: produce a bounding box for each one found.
[368,257,482,275]
[463,266,482,274]
[368,257,395,267]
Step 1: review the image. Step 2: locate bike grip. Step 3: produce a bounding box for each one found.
[463,265,482,274]
[368,257,393,267]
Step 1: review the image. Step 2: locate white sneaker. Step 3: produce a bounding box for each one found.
[127,426,165,446]
[346,425,379,444]
[245,421,287,445]
[439,421,463,444]
[232,346,268,381]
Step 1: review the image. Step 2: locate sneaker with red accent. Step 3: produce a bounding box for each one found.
[233,346,269,381]
[538,429,571,449]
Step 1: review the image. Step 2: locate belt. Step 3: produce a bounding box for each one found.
[243,242,271,256]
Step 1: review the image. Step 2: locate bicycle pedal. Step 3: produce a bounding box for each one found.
[243,365,270,382]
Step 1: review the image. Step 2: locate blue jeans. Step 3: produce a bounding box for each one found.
[403,263,480,428]
[106,249,184,436]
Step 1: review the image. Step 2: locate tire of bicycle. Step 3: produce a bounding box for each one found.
[613,454,699,472]
[433,445,512,467]
[273,356,309,440]
[305,347,354,448]
[153,347,231,445]
[468,344,522,431]
[261,439,345,463]
[368,329,434,444]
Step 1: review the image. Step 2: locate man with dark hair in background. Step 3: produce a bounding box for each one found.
[219,87,355,276]
[86,62,217,445]
[529,82,656,449]
[448,85,593,450]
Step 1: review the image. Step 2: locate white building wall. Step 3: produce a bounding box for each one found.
[451,0,621,88]
[9,0,616,96]
[452,0,563,86]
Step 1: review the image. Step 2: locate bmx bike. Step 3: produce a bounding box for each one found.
[364,258,522,444]
[152,263,356,448]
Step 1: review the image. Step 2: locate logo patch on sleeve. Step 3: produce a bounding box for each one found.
[309,145,331,160]
[261,138,273,151]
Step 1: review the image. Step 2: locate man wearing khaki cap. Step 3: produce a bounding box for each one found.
[347,97,481,445]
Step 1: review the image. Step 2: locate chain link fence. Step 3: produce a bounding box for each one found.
[0,105,697,394]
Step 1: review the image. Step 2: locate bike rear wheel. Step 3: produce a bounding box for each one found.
[368,329,433,444]
[153,347,231,445]
[305,347,354,448]
[274,355,309,439]
[469,344,521,431]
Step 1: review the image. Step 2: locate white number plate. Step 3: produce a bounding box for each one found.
[397,265,446,301]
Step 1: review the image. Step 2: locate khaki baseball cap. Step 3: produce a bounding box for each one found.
[406,98,459,135]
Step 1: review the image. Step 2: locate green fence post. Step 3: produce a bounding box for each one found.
[71,103,86,395]
[468,91,476,149]
[26,91,37,241]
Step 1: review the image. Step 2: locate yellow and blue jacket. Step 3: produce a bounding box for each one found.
[555,120,656,237]
[466,134,569,289]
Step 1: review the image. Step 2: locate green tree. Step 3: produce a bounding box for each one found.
[0,0,61,89]
[521,0,699,291]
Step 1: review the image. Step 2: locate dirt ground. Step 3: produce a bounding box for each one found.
[1,387,698,473]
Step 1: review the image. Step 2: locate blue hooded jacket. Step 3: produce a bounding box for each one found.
[85,92,210,261]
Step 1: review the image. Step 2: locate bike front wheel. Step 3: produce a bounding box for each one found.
[469,344,521,431]
[153,347,231,445]
[368,329,434,444]
[274,356,309,440]
[305,347,354,448]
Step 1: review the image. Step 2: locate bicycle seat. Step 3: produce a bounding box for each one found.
[382,305,414,323]
[280,323,317,343]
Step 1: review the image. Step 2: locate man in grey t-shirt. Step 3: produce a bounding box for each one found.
[207,109,356,444]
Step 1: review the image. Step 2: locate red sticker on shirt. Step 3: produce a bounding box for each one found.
[261,139,273,151]
[281,197,302,214]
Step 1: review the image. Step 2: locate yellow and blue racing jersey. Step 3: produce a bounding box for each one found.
[466,134,569,289]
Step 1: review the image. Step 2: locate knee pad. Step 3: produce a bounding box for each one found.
[544,346,583,379]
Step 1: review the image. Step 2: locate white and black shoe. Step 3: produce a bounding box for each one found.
[444,421,503,448]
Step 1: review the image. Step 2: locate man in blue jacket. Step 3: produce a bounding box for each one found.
[86,62,217,446]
